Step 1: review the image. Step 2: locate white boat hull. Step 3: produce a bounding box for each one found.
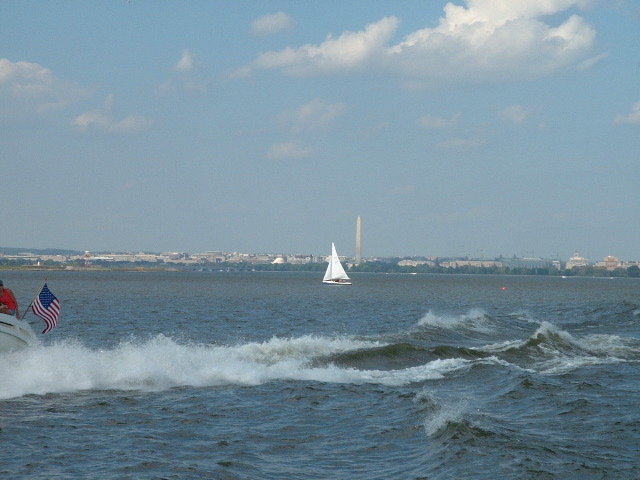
[0,313,37,352]
[322,280,352,285]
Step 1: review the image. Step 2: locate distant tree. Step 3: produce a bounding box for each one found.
[627,265,640,278]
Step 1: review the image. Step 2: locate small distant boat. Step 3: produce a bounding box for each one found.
[322,243,352,285]
[0,313,37,352]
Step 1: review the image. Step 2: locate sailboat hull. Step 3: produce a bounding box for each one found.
[0,313,37,352]
[322,280,352,285]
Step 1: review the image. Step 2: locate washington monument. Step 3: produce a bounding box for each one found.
[356,216,361,264]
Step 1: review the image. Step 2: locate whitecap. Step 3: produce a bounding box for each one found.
[417,308,492,332]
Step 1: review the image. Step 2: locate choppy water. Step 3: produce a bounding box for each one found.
[1,271,639,479]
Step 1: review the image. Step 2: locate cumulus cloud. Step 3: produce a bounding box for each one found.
[251,12,296,36]
[278,98,347,132]
[613,101,640,125]
[0,58,89,116]
[389,0,596,83]
[71,94,151,134]
[266,141,314,160]
[242,0,597,84]
[251,16,399,76]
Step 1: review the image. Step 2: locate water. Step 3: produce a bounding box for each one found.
[1,271,639,479]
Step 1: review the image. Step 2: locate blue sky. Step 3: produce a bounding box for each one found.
[2,0,639,261]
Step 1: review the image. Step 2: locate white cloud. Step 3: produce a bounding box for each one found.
[266,141,314,160]
[243,0,596,84]
[613,101,640,125]
[577,52,609,70]
[251,12,296,36]
[417,113,460,128]
[173,49,195,72]
[159,50,207,93]
[0,58,89,116]
[499,105,530,124]
[251,16,399,76]
[279,98,347,132]
[388,0,596,84]
[72,94,151,134]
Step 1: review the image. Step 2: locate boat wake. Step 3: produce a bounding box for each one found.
[0,333,471,399]
[1,310,638,400]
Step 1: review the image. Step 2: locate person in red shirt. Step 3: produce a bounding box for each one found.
[0,280,21,319]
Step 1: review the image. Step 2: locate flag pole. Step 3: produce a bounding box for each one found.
[22,277,47,321]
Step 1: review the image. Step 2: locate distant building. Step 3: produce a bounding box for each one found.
[438,260,502,269]
[398,259,436,267]
[288,254,313,264]
[594,256,620,271]
[566,252,589,269]
[500,256,555,270]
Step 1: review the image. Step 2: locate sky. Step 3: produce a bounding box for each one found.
[1,0,639,261]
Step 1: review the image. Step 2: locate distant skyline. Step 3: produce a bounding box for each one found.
[2,1,639,260]
[0,242,628,264]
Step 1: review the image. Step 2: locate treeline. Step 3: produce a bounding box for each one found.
[349,261,640,277]
[2,256,640,278]
[0,258,77,269]
[0,247,82,256]
[199,260,640,278]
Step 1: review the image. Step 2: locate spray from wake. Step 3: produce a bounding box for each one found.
[418,308,492,333]
[0,334,475,399]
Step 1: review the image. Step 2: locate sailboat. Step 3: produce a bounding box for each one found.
[322,243,352,285]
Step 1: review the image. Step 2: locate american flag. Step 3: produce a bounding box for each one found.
[32,283,60,334]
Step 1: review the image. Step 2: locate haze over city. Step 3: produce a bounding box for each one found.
[2,1,639,260]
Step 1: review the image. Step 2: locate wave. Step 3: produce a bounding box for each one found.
[3,314,637,399]
[416,391,498,441]
[477,321,640,374]
[421,398,469,438]
[418,308,492,332]
[0,334,479,400]
[326,343,430,370]
[413,310,639,376]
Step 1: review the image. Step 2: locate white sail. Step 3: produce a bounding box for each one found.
[322,243,352,284]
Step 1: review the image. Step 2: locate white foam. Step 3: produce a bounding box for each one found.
[418,308,490,331]
[578,334,640,357]
[0,334,470,399]
[524,322,636,374]
[480,339,526,352]
[422,399,469,437]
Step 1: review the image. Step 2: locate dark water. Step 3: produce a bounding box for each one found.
[1,271,639,479]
